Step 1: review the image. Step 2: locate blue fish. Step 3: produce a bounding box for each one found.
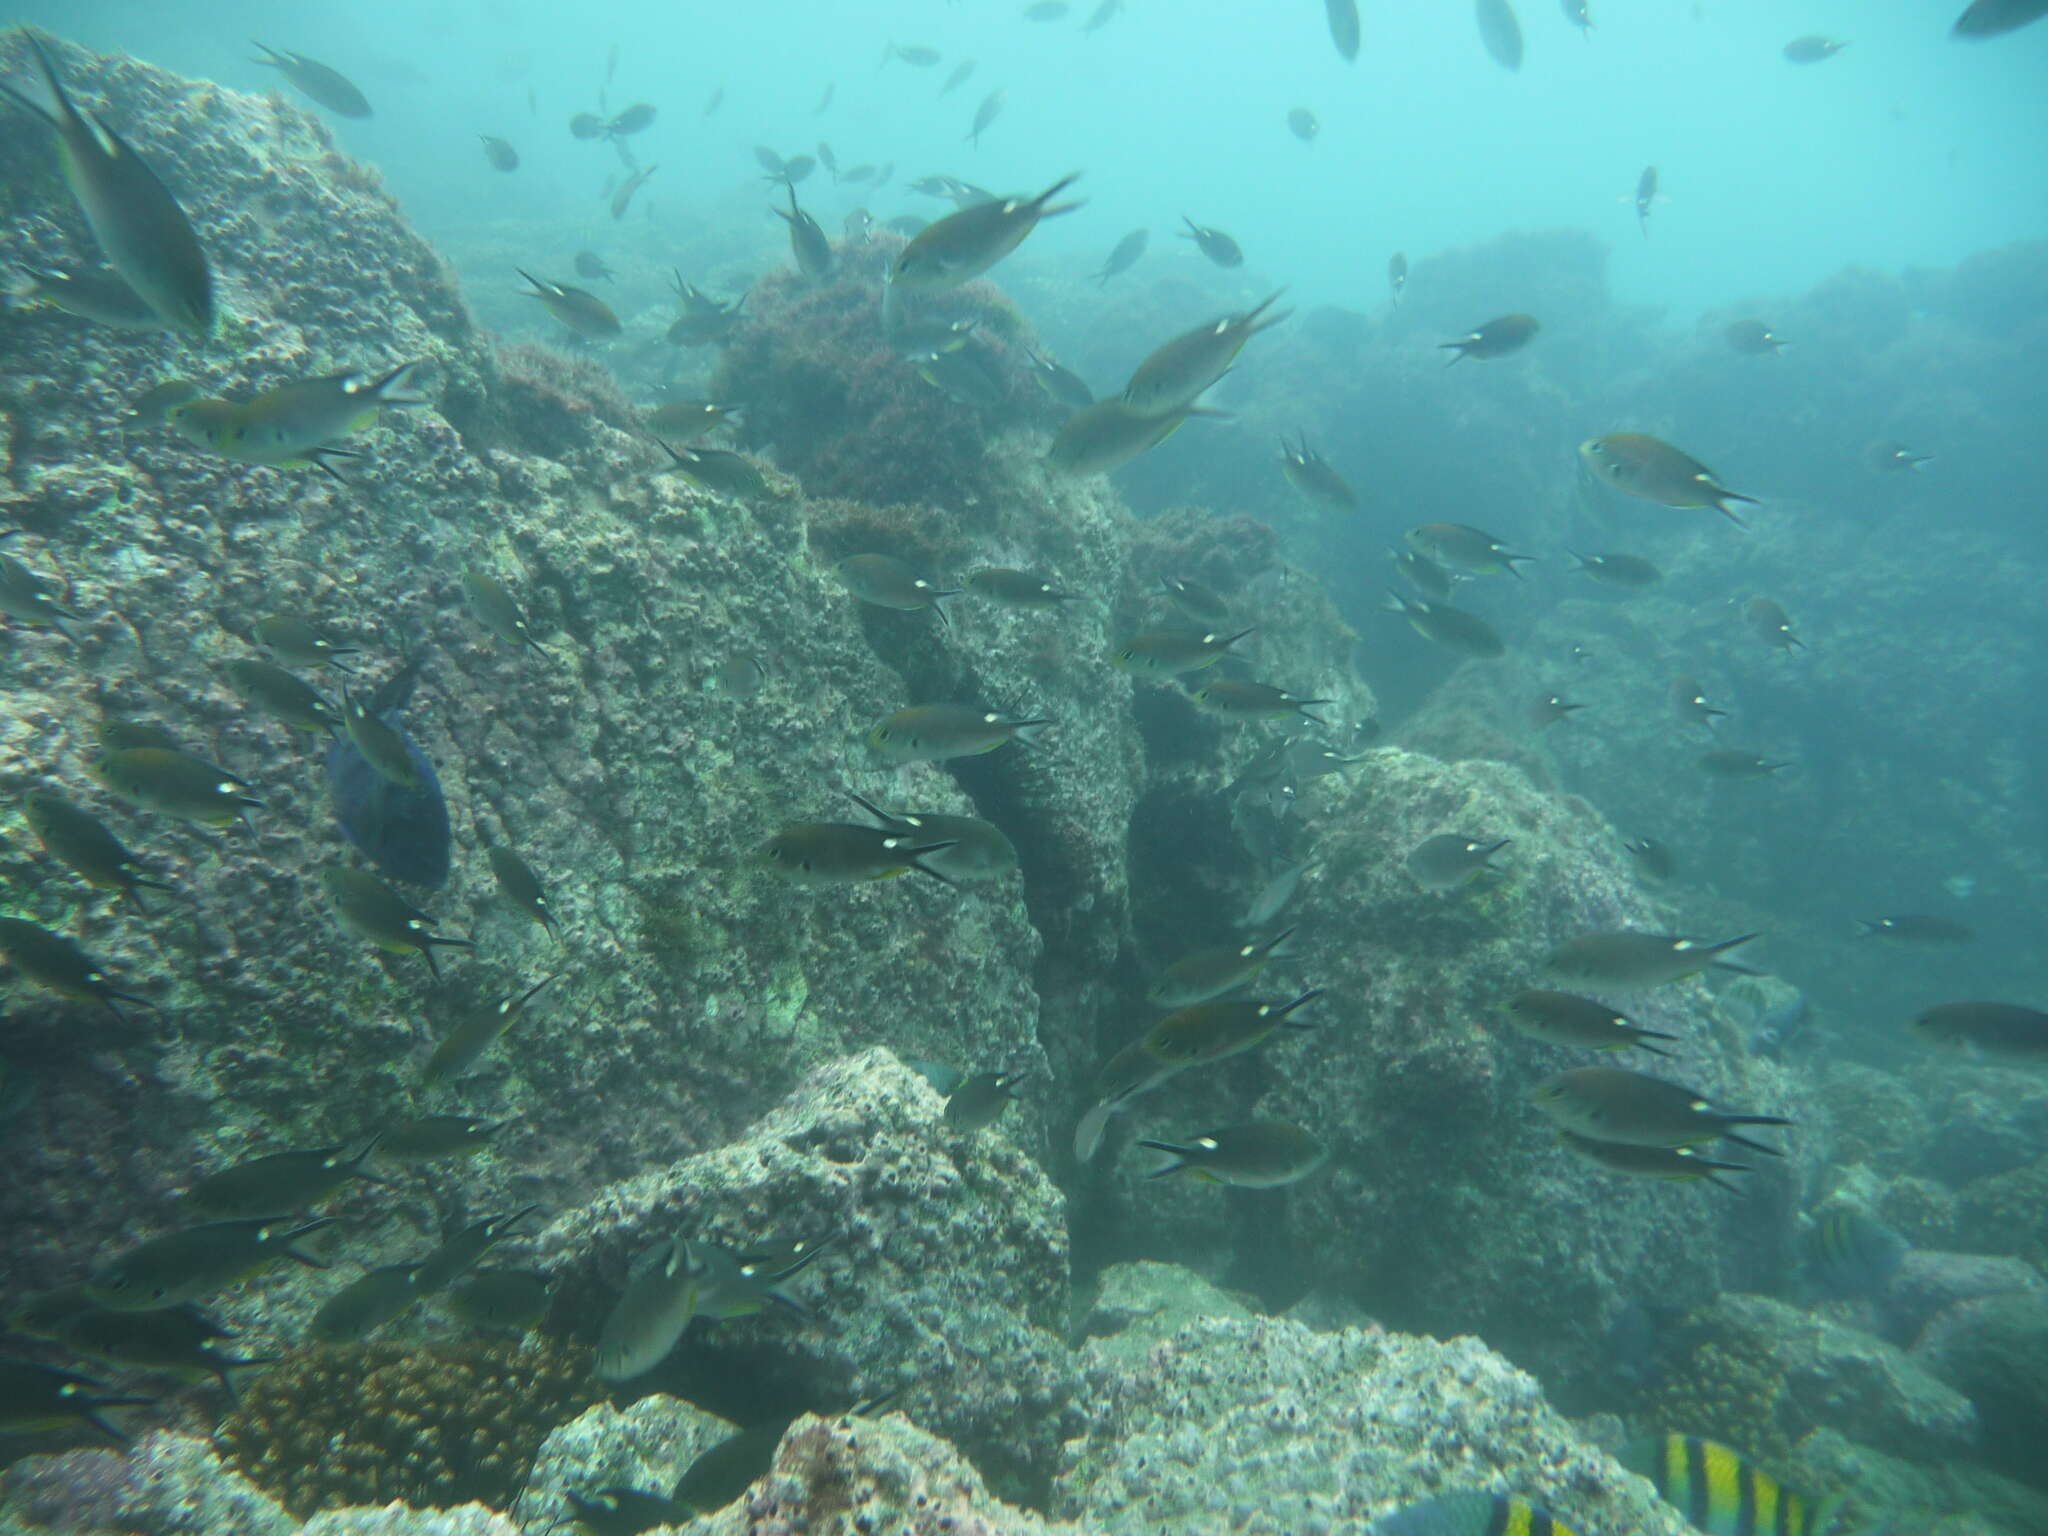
[325,661,450,888]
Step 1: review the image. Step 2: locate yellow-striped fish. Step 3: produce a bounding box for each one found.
[1369,1491,1580,1536]
[1622,1434,1843,1536]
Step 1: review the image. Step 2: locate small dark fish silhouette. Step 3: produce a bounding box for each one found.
[325,659,450,888]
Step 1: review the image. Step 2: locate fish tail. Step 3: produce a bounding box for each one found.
[1135,1139,1191,1177]
[1719,1126,1790,1157]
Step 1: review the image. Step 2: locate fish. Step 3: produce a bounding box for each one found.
[87,1217,334,1310]
[1388,251,1407,301]
[1046,399,1214,475]
[1806,1207,1909,1297]
[1562,0,1593,36]
[1623,837,1676,883]
[186,1140,386,1218]
[1699,749,1790,780]
[910,1061,967,1098]
[1747,992,1811,1062]
[1865,440,1933,473]
[1084,0,1125,29]
[884,42,943,68]
[1528,695,1585,732]
[481,134,519,171]
[488,847,560,941]
[1531,1066,1792,1153]
[610,164,657,220]
[0,32,212,337]
[251,615,358,670]
[1557,1132,1751,1194]
[413,1206,540,1294]
[1139,1121,1329,1187]
[605,103,656,137]
[23,789,173,912]
[915,342,1009,409]
[653,442,769,499]
[574,250,615,282]
[1725,319,1785,354]
[1370,1493,1581,1536]
[1440,313,1539,363]
[1023,1,1071,18]
[1544,930,1758,988]
[756,822,958,888]
[966,87,1006,146]
[646,400,743,441]
[250,43,371,116]
[595,1236,705,1381]
[1159,575,1232,626]
[772,186,833,278]
[1745,596,1804,652]
[376,1113,511,1162]
[341,684,424,788]
[1279,432,1357,510]
[167,361,428,479]
[890,174,1081,292]
[848,795,1019,883]
[1634,165,1659,236]
[1670,675,1727,728]
[0,916,156,1023]
[1475,0,1526,70]
[867,703,1047,764]
[1406,834,1510,893]
[945,1070,1028,1131]
[1147,931,1298,1008]
[308,1265,421,1342]
[686,1236,833,1322]
[6,264,166,330]
[224,658,340,735]
[0,1361,152,1441]
[835,554,959,623]
[1954,0,2048,35]
[1092,228,1148,285]
[442,1268,550,1332]
[1621,1435,1842,1536]
[462,571,554,662]
[843,206,875,242]
[1501,990,1677,1057]
[89,746,263,826]
[1023,350,1095,410]
[1112,626,1255,679]
[517,269,622,339]
[1141,990,1321,1066]
[1910,1000,2048,1058]
[1193,679,1330,726]
[1392,548,1454,599]
[1385,592,1506,659]
[670,1421,795,1514]
[52,1304,270,1389]
[1073,1043,1182,1160]
[1287,107,1320,142]
[778,154,818,185]
[1566,550,1660,588]
[1124,291,1290,416]
[941,60,977,95]
[1327,0,1362,61]
[321,866,474,979]
[702,653,767,701]
[570,112,605,139]
[1178,217,1244,268]
[1407,523,1533,579]
[1856,914,1974,946]
[423,978,552,1089]
[1578,433,1757,526]
[96,717,195,751]
[326,662,450,888]
[130,378,200,421]
[1783,35,1848,63]
[1242,856,1314,929]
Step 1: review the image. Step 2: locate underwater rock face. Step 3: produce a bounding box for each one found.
[529,1050,1074,1503]
[520,1394,738,1528]
[0,1429,295,1536]
[1054,1310,1697,1536]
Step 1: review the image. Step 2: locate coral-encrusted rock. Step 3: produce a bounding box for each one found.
[0,1430,295,1536]
[694,1412,1086,1536]
[530,1049,1073,1505]
[1053,1311,1696,1536]
[519,1395,737,1529]
[300,1510,521,1536]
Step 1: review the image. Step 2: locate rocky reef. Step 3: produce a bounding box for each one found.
[1,30,2041,1536]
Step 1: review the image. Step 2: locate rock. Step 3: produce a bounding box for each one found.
[529,1049,1073,1504]
[300,1510,521,1536]
[1910,1290,2048,1489]
[1884,1249,2044,1343]
[0,1431,295,1536]
[1078,1259,1253,1361]
[1055,1312,1696,1536]
[1788,1425,2048,1536]
[518,1395,737,1528]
